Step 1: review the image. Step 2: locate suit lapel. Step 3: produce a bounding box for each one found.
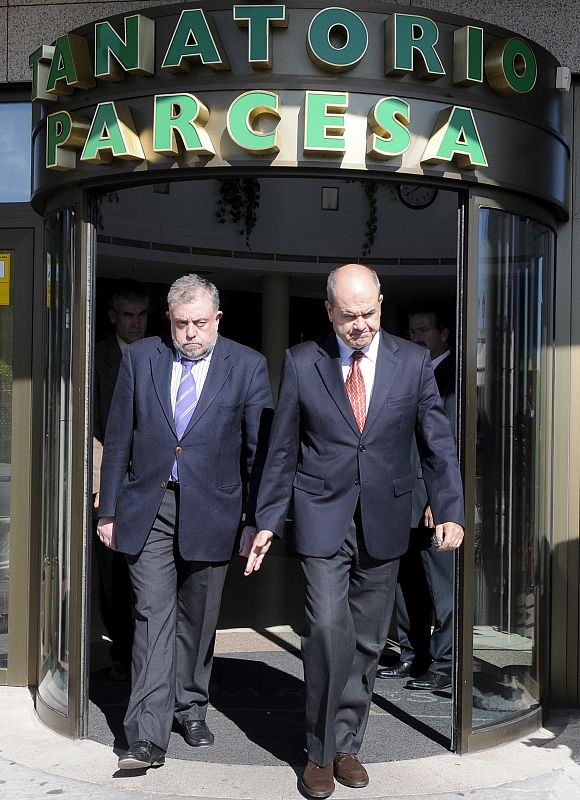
[105,336,122,377]
[182,336,232,436]
[363,330,401,436]
[151,342,176,433]
[315,333,360,436]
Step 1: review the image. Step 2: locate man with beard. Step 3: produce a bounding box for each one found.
[98,273,272,770]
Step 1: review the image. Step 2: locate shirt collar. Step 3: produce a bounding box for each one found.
[116,334,129,355]
[336,331,380,365]
[431,349,451,370]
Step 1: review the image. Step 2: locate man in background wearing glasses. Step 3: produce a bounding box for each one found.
[377,307,457,691]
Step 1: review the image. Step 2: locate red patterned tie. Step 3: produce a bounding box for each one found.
[346,350,366,431]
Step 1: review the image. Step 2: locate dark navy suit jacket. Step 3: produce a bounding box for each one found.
[255,329,464,560]
[98,335,273,562]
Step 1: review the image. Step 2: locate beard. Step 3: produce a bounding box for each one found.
[171,334,217,361]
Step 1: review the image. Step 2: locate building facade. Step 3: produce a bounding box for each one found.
[0,0,579,759]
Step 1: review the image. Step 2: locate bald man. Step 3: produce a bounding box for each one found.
[244,264,464,799]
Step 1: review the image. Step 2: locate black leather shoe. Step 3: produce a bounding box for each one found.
[118,740,165,770]
[376,661,413,679]
[405,670,452,691]
[181,719,214,747]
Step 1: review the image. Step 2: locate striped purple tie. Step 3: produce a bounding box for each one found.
[171,359,197,481]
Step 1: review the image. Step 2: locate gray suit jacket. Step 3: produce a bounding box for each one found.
[255,330,464,560]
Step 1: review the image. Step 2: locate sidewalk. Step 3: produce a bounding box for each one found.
[1,685,580,800]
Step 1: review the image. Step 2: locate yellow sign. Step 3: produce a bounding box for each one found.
[0,253,11,306]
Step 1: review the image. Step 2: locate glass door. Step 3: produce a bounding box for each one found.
[37,209,75,718]
[36,203,93,736]
[457,192,555,752]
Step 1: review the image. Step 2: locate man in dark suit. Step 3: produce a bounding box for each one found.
[377,308,457,691]
[97,274,272,770]
[244,265,464,799]
[93,279,149,681]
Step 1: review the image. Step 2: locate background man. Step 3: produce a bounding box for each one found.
[97,274,272,770]
[377,307,457,691]
[244,265,464,800]
[93,279,149,682]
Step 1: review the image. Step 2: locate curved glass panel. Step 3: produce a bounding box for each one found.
[473,208,553,729]
[38,209,75,715]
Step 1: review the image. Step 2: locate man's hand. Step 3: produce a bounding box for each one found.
[93,492,100,510]
[244,530,274,575]
[97,517,117,550]
[423,505,434,528]
[432,522,464,551]
[238,525,257,557]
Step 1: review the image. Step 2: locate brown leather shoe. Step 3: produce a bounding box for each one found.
[300,760,335,798]
[333,753,369,788]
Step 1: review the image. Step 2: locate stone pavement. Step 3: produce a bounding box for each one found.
[1,686,580,800]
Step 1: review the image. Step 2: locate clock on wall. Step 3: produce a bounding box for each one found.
[397,183,438,209]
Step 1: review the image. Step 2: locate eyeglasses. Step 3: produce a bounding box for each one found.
[408,326,438,338]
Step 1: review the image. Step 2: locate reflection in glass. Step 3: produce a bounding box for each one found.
[473,209,553,729]
[39,210,74,714]
[0,253,12,669]
[0,104,31,202]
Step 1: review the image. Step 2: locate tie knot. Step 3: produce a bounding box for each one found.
[351,350,364,362]
[180,358,194,370]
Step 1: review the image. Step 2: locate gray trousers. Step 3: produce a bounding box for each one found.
[300,517,399,767]
[124,487,229,750]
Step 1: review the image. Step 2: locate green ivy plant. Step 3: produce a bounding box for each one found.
[95,191,120,231]
[345,179,397,257]
[361,180,379,256]
[216,177,261,249]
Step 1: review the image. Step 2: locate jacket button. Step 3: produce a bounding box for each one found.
[354,479,360,485]
[175,446,182,454]
[359,444,365,452]
[160,481,167,489]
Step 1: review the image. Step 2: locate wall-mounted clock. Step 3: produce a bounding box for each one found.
[397,184,438,210]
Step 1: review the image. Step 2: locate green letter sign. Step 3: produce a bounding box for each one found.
[307,8,368,72]
[385,14,445,79]
[162,9,229,72]
[304,91,348,154]
[95,14,155,81]
[422,106,488,169]
[367,97,411,159]
[81,101,145,164]
[46,34,95,95]
[454,26,484,86]
[485,37,537,95]
[227,91,280,153]
[153,94,215,156]
[46,110,90,170]
[233,5,287,70]
[29,45,56,103]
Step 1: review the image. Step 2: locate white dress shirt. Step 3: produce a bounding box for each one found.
[431,349,451,371]
[336,332,380,413]
[170,348,213,414]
